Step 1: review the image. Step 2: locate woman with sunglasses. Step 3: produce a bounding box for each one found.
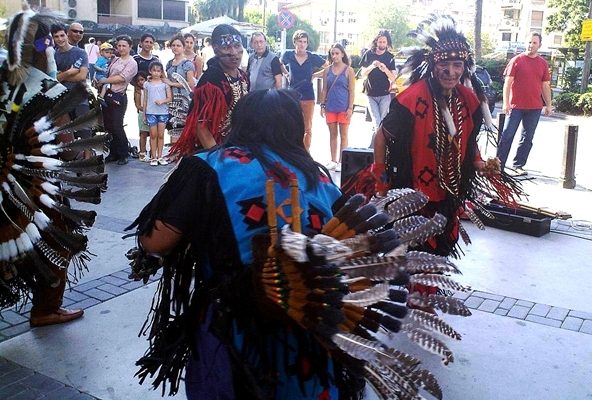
[97,35,138,165]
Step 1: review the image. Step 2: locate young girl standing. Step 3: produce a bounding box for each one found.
[319,43,355,172]
[143,61,172,166]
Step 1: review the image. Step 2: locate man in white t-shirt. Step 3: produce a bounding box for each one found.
[85,37,100,81]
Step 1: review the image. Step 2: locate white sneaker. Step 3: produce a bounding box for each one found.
[150,159,158,166]
[513,166,527,176]
[158,158,169,166]
[335,162,341,172]
[325,161,337,170]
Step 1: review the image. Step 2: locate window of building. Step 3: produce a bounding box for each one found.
[138,0,186,21]
[138,0,161,19]
[98,0,110,14]
[28,0,46,8]
[501,32,512,41]
[554,35,562,45]
[531,10,543,28]
[163,0,186,21]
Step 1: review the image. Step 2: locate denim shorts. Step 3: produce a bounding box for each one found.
[145,114,169,127]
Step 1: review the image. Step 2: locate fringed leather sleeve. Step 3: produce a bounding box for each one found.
[126,156,244,396]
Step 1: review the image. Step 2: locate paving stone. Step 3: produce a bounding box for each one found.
[498,297,517,310]
[62,290,89,303]
[0,310,28,325]
[0,367,35,386]
[44,386,85,400]
[561,317,584,332]
[121,280,144,291]
[0,320,10,330]
[97,283,128,296]
[507,305,530,319]
[69,393,98,399]
[580,320,592,335]
[69,298,101,311]
[477,299,500,313]
[19,372,64,393]
[452,291,472,301]
[494,308,508,316]
[515,300,534,308]
[70,280,102,292]
[568,310,592,320]
[0,358,20,376]
[529,303,551,317]
[0,383,26,398]
[463,296,484,309]
[111,270,131,280]
[547,307,569,321]
[525,315,562,328]
[6,387,44,400]
[99,275,128,286]
[62,298,75,308]
[472,291,504,301]
[84,288,115,301]
[0,323,31,338]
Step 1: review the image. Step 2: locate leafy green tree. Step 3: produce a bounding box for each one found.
[244,7,264,26]
[547,0,589,50]
[466,31,496,58]
[266,14,321,52]
[363,3,413,50]
[193,0,246,21]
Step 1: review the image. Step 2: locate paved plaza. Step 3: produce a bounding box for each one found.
[1,92,591,399]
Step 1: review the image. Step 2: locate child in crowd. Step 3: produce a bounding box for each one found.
[133,71,150,162]
[142,61,172,166]
[94,42,114,101]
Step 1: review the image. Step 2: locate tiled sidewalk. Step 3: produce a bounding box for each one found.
[454,290,592,334]
[0,358,98,399]
[0,268,161,343]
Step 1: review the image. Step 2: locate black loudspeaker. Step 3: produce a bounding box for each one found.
[340,147,374,188]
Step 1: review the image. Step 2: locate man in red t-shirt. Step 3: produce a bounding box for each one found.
[497,32,552,176]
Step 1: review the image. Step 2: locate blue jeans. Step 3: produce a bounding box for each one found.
[367,94,391,147]
[497,108,541,168]
[88,64,96,81]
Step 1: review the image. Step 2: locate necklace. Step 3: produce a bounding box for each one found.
[433,92,463,197]
[220,70,248,136]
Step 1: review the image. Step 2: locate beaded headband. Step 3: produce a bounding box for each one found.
[217,34,242,47]
[431,40,470,63]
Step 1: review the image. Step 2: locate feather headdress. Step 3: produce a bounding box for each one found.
[0,9,108,309]
[401,14,474,86]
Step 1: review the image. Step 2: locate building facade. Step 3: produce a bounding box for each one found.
[5,0,190,42]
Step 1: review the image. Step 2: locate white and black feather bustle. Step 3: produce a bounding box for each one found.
[0,9,108,309]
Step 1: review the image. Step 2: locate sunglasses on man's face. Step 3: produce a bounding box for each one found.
[70,29,84,34]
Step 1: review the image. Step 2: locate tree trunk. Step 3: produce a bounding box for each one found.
[474,0,483,62]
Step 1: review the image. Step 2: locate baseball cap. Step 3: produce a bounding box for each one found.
[100,42,113,50]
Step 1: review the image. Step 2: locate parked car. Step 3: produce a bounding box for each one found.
[474,65,498,114]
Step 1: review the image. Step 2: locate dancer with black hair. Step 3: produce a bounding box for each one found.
[170,24,249,158]
[129,88,477,400]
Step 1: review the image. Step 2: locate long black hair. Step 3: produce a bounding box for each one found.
[223,89,322,189]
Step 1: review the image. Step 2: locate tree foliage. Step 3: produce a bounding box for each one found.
[466,31,496,58]
[266,14,321,52]
[363,3,413,51]
[243,7,264,27]
[193,0,246,21]
[546,0,589,50]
